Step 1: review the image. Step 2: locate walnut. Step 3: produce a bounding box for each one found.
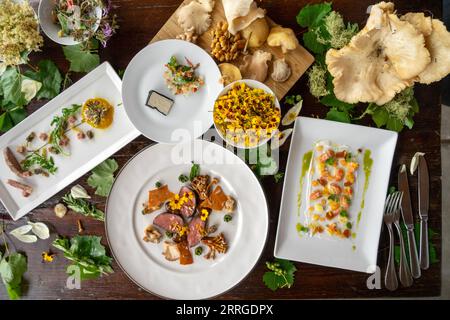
[143,225,162,244]
[210,21,246,62]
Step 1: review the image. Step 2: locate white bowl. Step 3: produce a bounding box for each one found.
[213,79,281,149]
[38,0,102,46]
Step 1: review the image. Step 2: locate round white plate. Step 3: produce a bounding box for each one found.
[38,0,102,46]
[105,140,268,299]
[122,40,223,144]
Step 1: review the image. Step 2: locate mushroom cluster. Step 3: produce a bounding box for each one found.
[326,2,450,105]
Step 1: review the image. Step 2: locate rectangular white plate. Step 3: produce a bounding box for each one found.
[0,62,140,220]
[274,117,398,273]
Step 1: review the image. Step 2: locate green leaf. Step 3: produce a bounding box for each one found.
[0,112,13,132]
[263,259,297,291]
[57,13,70,36]
[8,107,27,125]
[302,31,326,54]
[52,236,113,281]
[189,163,200,181]
[386,117,404,132]
[274,172,284,183]
[370,107,389,127]
[325,108,350,123]
[0,67,27,106]
[320,93,355,111]
[63,40,100,73]
[0,253,27,300]
[263,272,284,291]
[24,60,62,100]
[87,159,119,197]
[296,2,332,28]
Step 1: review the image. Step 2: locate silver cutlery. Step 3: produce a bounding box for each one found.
[418,154,430,270]
[392,192,413,287]
[383,192,402,291]
[398,164,421,278]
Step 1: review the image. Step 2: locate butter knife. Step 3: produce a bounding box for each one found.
[398,165,421,278]
[418,155,429,270]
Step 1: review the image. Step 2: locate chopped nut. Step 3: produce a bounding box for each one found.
[77,131,86,140]
[86,130,94,139]
[16,145,26,154]
[26,132,35,143]
[39,133,48,141]
[191,175,210,200]
[202,233,228,259]
[224,196,235,212]
[54,203,67,218]
[143,224,162,243]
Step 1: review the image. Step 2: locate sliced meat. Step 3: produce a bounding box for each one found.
[153,212,184,232]
[187,216,206,247]
[177,239,193,265]
[179,186,196,218]
[6,179,33,197]
[3,147,31,178]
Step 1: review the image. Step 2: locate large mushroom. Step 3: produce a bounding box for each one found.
[326,2,431,105]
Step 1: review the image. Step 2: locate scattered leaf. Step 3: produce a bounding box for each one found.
[87,159,119,197]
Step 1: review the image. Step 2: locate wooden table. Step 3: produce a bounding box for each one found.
[0,0,442,299]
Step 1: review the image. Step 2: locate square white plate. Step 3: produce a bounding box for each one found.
[274,117,398,273]
[0,62,140,220]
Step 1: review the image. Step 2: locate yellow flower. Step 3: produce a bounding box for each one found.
[200,209,210,221]
[42,251,55,263]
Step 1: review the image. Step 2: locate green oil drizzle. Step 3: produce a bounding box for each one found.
[297,150,313,216]
[356,149,373,227]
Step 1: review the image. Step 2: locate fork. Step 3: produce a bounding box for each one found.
[383,192,403,291]
[392,194,414,287]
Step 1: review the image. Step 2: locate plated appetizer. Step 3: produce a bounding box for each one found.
[2,97,114,197]
[142,164,236,265]
[302,140,359,239]
[163,56,204,96]
[213,81,280,148]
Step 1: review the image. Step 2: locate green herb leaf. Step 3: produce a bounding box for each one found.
[263,259,297,291]
[0,67,27,106]
[63,40,100,73]
[21,151,57,175]
[87,159,119,197]
[178,174,189,183]
[303,31,326,54]
[52,235,113,281]
[0,252,27,300]
[325,108,351,123]
[189,163,200,181]
[23,60,62,100]
[320,93,354,111]
[62,194,105,221]
[274,172,284,183]
[296,2,332,28]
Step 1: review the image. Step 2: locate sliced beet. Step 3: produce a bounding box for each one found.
[153,212,184,232]
[187,216,205,247]
[179,186,196,218]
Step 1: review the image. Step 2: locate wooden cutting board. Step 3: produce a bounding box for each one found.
[150,0,314,100]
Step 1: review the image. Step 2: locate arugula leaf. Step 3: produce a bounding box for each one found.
[87,159,119,196]
[52,235,113,281]
[62,193,105,221]
[24,60,62,100]
[263,258,297,291]
[296,2,332,28]
[0,67,27,106]
[21,150,57,175]
[63,40,100,73]
[0,252,27,300]
[325,108,351,123]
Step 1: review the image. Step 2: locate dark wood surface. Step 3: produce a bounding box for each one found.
[0,0,442,299]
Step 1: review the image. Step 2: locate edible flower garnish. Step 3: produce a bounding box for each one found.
[42,251,55,263]
[200,209,210,221]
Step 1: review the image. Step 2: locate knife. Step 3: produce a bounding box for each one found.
[418,155,429,270]
[398,165,421,278]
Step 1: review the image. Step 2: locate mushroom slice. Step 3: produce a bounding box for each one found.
[177,0,212,35]
[271,58,292,83]
[222,0,266,35]
[143,225,162,243]
[281,100,303,126]
[326,5,430,105]
[162,241,181,261]
[239,50,272,82]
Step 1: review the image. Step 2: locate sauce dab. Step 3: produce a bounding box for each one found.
[356,149,373,227]
[297,150,312,217]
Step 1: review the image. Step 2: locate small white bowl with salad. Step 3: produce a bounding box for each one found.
[38,0,103,45]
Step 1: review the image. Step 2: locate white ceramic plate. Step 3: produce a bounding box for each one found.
[0,62,140,220]
[122,40,223,144]
[213,79,280,149]
[274,117,398,273]
[105,140,268,299]
[38,0,102,46]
